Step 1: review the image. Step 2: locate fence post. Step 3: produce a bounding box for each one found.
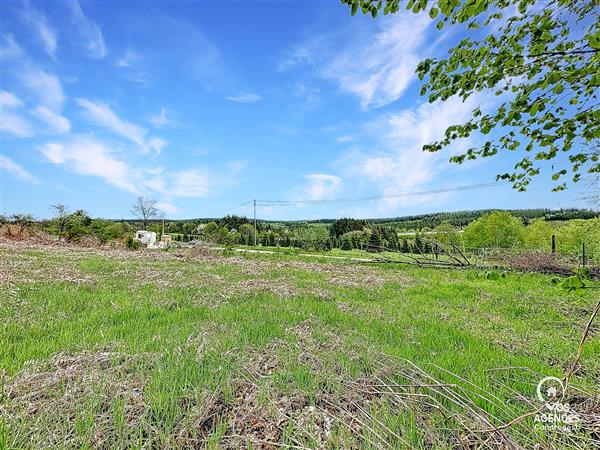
[582,242,586,267]
[551,234,556,255]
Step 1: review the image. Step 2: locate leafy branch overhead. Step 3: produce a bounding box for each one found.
[341,0,600,191]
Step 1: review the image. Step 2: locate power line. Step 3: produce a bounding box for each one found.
[223,199,254,212]
[253,181,509,207]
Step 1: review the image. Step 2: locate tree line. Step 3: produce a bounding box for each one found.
[2,204,598,262]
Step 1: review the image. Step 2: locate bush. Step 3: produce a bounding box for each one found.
[523,220,553,251]
[126,235,140,250]
[463,211,525,249]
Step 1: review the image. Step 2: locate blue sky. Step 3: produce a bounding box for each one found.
[0,0,592,220]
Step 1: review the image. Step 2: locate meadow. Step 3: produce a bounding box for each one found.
[0,240,599,449]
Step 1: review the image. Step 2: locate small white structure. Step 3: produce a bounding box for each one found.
[135,230,156,247]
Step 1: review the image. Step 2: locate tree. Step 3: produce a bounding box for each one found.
[330,218,368,238]
[342,0,600,192]
[524,219,553,251]
[11,214,35,238]
[463,211,525,248]
[238,223,255,245]
[367,229,382,252]
[401,238,410,253]
[51,204,70,241]
[434,221,461,247]
[220,215,250,231]
[130,197,160,230]
[63,210,92,241]
[414,233,424,253]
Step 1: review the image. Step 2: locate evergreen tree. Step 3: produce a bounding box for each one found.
[368,230,382,252]
[401,238,409,253]
[414,233,423,253]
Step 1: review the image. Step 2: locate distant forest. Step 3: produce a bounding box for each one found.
[159,208,597,230]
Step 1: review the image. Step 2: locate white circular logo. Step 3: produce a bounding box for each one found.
[537,376,564,403]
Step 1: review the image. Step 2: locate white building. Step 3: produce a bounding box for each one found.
[135,230,156,247]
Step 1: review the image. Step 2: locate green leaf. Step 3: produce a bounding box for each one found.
[588,30,600,49]
[559,276,586,293]
[429,7,438,19]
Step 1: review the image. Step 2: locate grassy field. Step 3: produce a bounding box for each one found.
[0,241,599,449]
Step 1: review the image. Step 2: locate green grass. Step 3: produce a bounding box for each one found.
[0,245,598,449]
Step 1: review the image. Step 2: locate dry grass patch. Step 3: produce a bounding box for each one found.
[0,349,158,449]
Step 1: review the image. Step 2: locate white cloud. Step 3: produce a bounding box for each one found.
[1,91,34,138]
[297,173,343,201]
[76,98,165,153]
[32,106,71,134]
[0,155,40,184]
[169,169,211,197]
[156,201,179,215]
[40,138,137,193]
[1,91,24,109]
[115,48,138,67]
[148,137,167,154]
[115,48,152,85]
[19,68,65,111]
[1,112,34,137]
[22,0,57,57]
[149,108,174,128]
[226,92,261,103]
[343,96,481,210]
[1,38,66,123]
[281,15,431,109]
[38,136,216,198]
[67,0,107,58]
[0,34,25,60]
[323,16,431,109]
[336,135,356,143]
[278,35,325,71]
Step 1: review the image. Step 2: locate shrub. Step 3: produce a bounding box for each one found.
[126,235,140,250]
[463,211,525,249]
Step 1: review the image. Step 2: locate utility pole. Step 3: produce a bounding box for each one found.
[253,199,257,247]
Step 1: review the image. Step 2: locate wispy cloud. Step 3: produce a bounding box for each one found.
[67,0,107,59]
[0,34,25,60]
[147,137,167,154]
[156,201,179,215]
[341,96,481,210]
[278,35,325,72]
[148,107,178,128]
[40,137,137,193]
[0,155,40,184]
[335,135,356,143]
[32,106,71,134]
[76,98,165,153]
[115,48,138,68]
[21,0,57,58]
[19,68,65,111]
[296,173,343,201]
[1,91,23,109]
[0,91,34,137]
[114,48,153,85]
[39,135,228,200]
[1,36,67,120]
[281,15,431,109]
[323,16,431,109]
[1,114,33,138]
[226,92,261,103]
[169,169,211,197]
